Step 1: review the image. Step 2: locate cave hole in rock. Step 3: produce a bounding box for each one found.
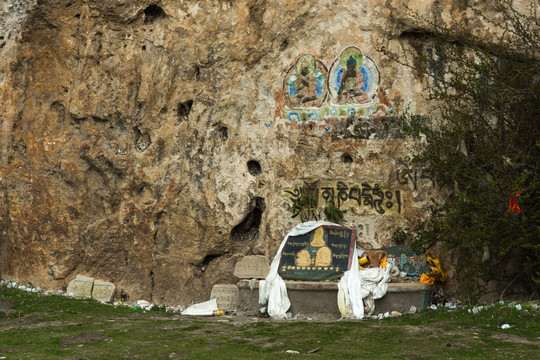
[231,197,265,242]
[142,45,146,51]
[134,127,151,152]
[341,153,354,164]
[144,5,166,24]
[247,160,262,176]
[150,271,154,288]
[193,65,200,80]
[120,290,129,302]
[201,254,220,272]
[176,100,193,120]
[219,126,228,141]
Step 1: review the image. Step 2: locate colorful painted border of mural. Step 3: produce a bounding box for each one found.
[282,103,394,122]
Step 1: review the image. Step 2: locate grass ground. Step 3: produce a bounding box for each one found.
[1,283,539,359]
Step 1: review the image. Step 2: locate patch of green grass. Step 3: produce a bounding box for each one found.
[1,284,538,359]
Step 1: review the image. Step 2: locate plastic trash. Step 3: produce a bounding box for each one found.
[430,304,437,310]
[501,324,511,329]
[358,256,370,267]
[249,278,256,291]
[445,302,456,309]
[137,300,151,308]
[515,304,522,310]
[286,350,299,354]
[181,299,219,316]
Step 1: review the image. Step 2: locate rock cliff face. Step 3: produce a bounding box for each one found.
[0,0,516,305]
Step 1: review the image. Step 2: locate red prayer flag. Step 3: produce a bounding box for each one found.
[508,190,521,214]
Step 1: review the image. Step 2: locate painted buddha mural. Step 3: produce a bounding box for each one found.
[282,54,328,121]
[336,49,368,104]
[279,46,391,123]
[328,46,383,114]
[295,226,332,267]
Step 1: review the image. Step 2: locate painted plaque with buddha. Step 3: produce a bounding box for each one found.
[278,225,355,281]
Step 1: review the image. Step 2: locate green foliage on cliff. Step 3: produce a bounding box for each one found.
[393,1,540,300]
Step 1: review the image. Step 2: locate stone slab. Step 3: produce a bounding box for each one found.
[92,279,115,303]
[210,284,239,311]
[234,255,270,279]
[66,274,94,299]
[236,279,431,317]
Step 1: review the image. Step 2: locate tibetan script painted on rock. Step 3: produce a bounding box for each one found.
[284,180,402,216]
[278,225,355,281]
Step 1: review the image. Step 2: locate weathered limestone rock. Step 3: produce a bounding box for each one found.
[92,279,116,303]
[0,0,521,306]
[234,256,270,279]
[66,275,94,299]
[210,284,239,311]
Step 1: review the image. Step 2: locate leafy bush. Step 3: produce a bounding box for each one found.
[389,1,540,300]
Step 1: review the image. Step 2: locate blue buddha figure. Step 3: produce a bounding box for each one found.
[337,57,368,104]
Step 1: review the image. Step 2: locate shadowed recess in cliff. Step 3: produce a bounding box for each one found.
[143,5,167,25]
[212,122,228,141]
[201,254,220,272]
[341,153,353,164]
[231,197,265,243]
[247,160,262,176]
[177,100,193,121]
[134,127,151,152]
